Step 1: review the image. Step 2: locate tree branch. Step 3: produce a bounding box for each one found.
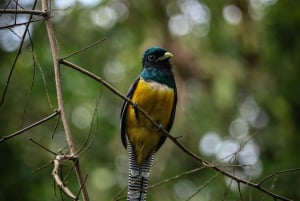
[0,9,47,16]
[60,59,293,201]
[41,1,89,200]
[52,155,78,200]
[0,111,59,143]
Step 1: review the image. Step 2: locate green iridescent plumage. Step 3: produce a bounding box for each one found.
[141,47,176,89]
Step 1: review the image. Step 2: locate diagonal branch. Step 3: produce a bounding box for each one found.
[60,59,293,201]
[60,59,132,104]
[0,111,59,143]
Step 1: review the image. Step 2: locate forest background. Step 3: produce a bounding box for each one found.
[0,0,299,201]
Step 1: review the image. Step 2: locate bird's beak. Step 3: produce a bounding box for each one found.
[156,52,173,62]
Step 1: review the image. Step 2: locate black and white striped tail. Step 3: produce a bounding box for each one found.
[127,143,155,201]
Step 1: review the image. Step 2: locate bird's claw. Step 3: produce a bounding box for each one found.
[156,122,164,131]
[132,102,138,109]
[132,102,140,120]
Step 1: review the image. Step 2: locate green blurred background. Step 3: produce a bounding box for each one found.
[0,0,299,200]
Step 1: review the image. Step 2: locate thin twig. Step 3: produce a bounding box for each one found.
[149,166,206,190]
[76,174,89,200]
[75,90,103,156]
[185,172,220,201]
[30,46,54,110]
[29,137,57,155]
[32,161,53,174]
[51,114,61,139]
[61,38,106,60]
[258,168,300,187]
[0,111,59,143]
[0,18,44,30]
[237,182,244,201]
[21,30,35,128]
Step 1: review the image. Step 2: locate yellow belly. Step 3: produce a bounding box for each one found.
[126,79,175,164]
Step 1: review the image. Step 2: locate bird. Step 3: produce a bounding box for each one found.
[120,46,177,201]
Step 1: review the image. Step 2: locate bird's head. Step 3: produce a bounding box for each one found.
[142,47,173,70]
[140,47,176,87]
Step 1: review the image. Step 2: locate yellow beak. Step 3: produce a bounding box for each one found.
[156,52,173,62]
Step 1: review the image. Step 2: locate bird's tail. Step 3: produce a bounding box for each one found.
[127,143,155,201]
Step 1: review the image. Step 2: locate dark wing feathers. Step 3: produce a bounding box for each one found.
[120,76,141,149]
[156,88,177,150]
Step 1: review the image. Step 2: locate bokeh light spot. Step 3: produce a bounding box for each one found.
[103,61,125,83]
[54,0,76,9]
[168,0,210,37]
[91,168,115,190]
[229,118,249,139]
[224,173,246,192]
[0,15,32,52]
[216,139,239,162]
[181,0,210,24]
[71,106,92,129]
[78,0,100,7]
[223,5,243,25]
[243,160,263,178]
[91,6,117,29]
[240,96,259,123]
[168,14,191,36]
[238,141,259,165]
[109,0,129,21]
[173,180,194,199]
[199,132,221,156]
[251,110,269,129]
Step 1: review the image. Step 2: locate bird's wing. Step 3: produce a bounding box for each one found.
[156,87,177,150]
[166,88,177,132]
[120,76,141,149]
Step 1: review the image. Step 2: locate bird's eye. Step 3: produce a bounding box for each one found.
[148,55,155,61]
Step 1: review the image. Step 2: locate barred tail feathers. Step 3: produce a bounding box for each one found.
[127,143,155,201]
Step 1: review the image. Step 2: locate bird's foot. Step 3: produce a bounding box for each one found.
[132,102,140,120]
[156,122,164,131]
[132,102,138,110]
